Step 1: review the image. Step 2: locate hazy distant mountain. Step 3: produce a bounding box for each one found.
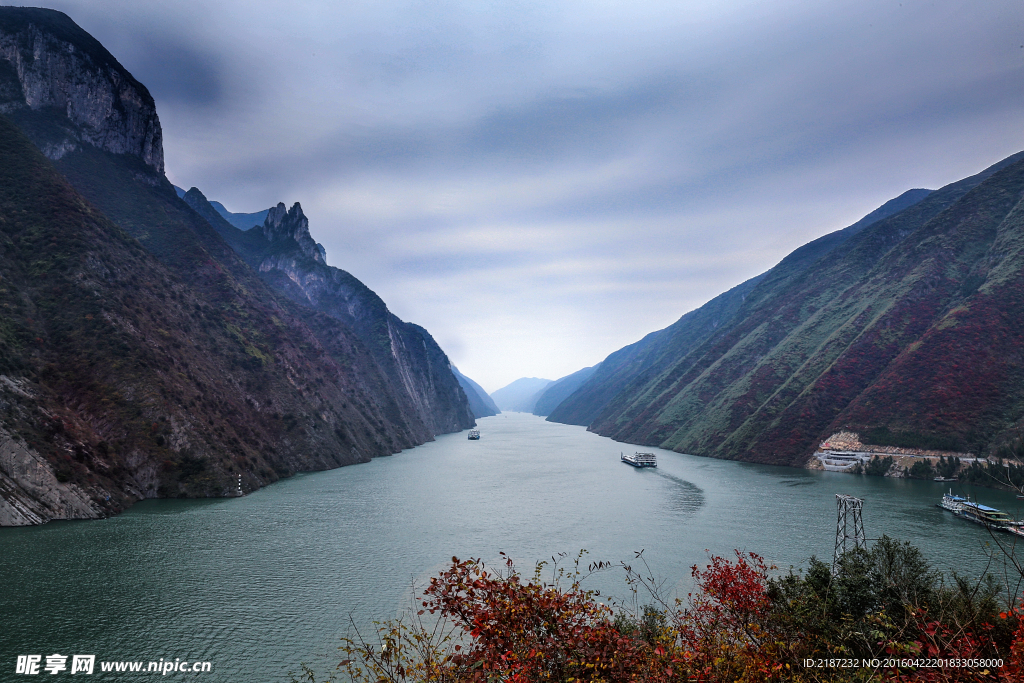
[174,186,269,231]
[491,378,553,412]
[451,366,500,418]
[552,153,1024,466]
[532,365,600,416]
[209,202,270,231]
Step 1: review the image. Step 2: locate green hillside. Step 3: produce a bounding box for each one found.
[556,152,1024,466]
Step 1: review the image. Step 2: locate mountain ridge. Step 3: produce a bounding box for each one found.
[491,377,553,413]
[557,151,1024,466]
[0,8,473,524]
[181,186,474,437]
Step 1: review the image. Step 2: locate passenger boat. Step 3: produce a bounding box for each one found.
[621,452,657,468]
[467,430,480,440]
[938,490,967,514]
[958,501,1015,530]
[938,490,1020,532]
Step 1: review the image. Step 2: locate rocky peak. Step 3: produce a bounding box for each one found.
[262,202,327,263]
[0,8,164,172]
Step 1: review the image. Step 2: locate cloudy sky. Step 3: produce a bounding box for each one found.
[33,0,1024,392]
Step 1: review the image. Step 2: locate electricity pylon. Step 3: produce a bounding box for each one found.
[833,494,866,570]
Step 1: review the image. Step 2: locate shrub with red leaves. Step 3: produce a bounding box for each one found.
[421,553,675,682]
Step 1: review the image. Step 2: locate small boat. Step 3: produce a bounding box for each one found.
[934,476,957,482]
[467,430,480,440]
[621,452,657,468]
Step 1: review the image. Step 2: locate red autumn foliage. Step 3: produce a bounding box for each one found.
[421,553,666,682]
[673,550,789,682]
[330,549,1024,683]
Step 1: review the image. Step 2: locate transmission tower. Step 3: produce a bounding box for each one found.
[833,494,866,570]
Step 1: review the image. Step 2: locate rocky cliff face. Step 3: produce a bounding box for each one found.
[263,202,327,263]
[0,8,471,526]
[183,189,475,436]
[0,8,163,172]
[0,420,101,526]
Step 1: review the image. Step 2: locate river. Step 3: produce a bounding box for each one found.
[2,413,1022,680]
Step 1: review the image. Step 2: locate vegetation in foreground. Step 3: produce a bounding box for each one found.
[293,541,1024,682]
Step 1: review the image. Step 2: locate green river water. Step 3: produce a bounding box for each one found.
[2,413,1022,680]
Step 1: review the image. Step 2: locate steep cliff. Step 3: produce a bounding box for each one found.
[0,8,471,525]
[0,8,162,171]
[181,189,475,437]
[451,365,500,419]
[0,113,434,524]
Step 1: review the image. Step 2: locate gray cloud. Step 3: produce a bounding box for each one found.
[127,33,224,107]
[28,0,1024,391]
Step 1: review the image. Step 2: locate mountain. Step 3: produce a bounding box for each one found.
[173,185,269,231]
[491,378,553,413]
[180,188,473,436]
[546,275,767,426]
[0,112,412,524]
[552,152,1024,466]
[211,202,270,231]
[0,8,162,171]
[0,8,472,524]
[547,189,935,428]
[532,365,600,417]
[451,365,500,418]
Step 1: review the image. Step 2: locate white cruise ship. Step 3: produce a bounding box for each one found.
[621,452,657,468]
